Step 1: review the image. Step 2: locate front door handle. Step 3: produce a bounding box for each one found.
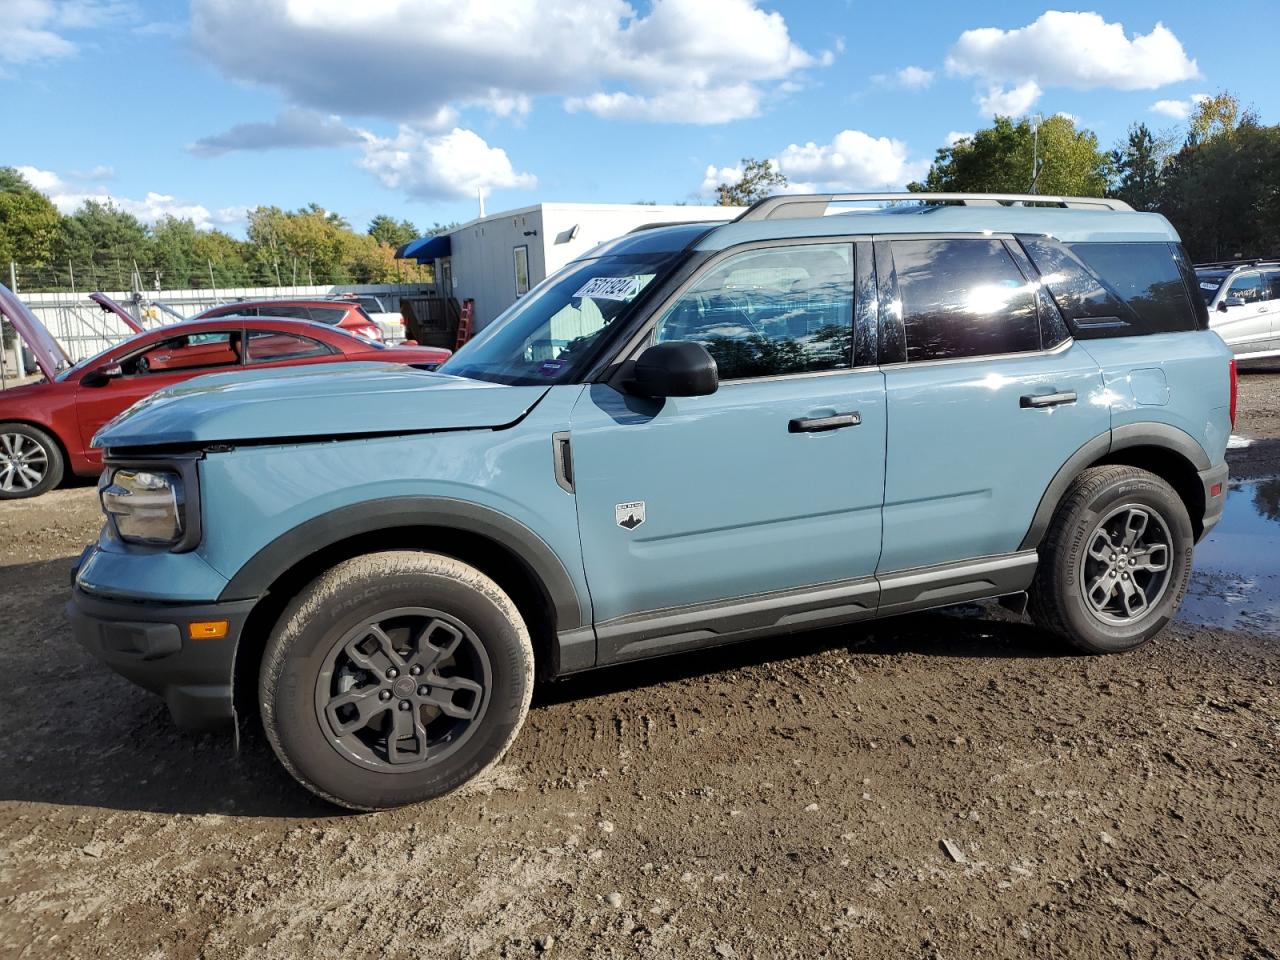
[1020,391,1077,409]
[789,411,861,432]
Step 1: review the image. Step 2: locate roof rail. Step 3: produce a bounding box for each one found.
[737,192,1134,221]
[1193,258,1280,270]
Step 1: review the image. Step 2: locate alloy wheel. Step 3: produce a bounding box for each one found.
[0,433,49,493]
[313,607,491,773]
[1078,504,1173,625]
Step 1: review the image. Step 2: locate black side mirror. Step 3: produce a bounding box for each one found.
[82,363,123,387]
[627,341,718,398]
[1219,296,1245,310]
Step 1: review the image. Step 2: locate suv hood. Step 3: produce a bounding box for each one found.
[93,363,550,449]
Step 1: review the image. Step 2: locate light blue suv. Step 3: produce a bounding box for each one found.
[70,192,1236,809]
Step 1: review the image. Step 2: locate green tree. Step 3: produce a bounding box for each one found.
[910,115,1111,197]
[367,215,419,249]
[55,200,150,290]
[246,204,354,284]
[1158,94,1280,261]
[0,167,62,270]
[715,158,787,206]
[1109,123,1170,212]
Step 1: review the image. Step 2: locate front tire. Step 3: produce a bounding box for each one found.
[1029,465,1194,653]
[0,422,64,499]
[259,551,534,810]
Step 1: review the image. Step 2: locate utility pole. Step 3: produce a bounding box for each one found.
[1030,113,1042,195]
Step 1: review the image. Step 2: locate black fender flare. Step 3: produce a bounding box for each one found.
[217,496,585,632]
[1018,423,1211,551]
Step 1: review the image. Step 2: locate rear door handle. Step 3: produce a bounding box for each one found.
[1020,391,1077,409]
[789,411,861,432]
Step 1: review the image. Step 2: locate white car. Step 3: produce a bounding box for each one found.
[340,295,407,345]
[1197,260,1280,360]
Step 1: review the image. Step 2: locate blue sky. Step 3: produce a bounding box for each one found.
[4,0,1275,237]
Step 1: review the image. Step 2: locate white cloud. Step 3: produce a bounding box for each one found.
[702,130,929,196]
[567,83,764,124]
[190,0,827,126]
[15,165,242,230]
[874,65,934,90]
[976,80,1042,117]
[188,108,363,157]
[947,12,1198,91]
[945,131,973,147]
[1150,93,1210,120]
[357,127,536,200]
[3,0,137,64]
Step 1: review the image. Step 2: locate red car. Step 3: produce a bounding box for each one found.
[194,298,385,343]
[0,285,451,499]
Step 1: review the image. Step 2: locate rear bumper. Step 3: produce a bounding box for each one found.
[1198,462,1230,541]
[68,583,254,731]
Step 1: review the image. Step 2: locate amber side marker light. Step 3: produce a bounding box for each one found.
[188,620,229,640]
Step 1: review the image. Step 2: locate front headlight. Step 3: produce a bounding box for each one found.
[101,469,184,545]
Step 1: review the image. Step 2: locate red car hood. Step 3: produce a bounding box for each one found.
[89,292,144,333]
[0,283,72,380]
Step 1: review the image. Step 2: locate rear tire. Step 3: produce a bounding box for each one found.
[1029,465,1193,653]
[0,422,64,500]
[259,551,534,810]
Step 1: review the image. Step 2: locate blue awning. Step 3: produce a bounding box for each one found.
[395,234,452,263]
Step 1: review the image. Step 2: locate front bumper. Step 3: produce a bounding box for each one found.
[1198,462,1230,541]
[68,578,255,731]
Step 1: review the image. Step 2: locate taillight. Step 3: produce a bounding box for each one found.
[1229,358,1238,429]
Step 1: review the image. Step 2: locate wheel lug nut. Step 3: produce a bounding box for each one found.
[410,665,422,676]
[398,700,411,711]
[379,690,392,701]
[386,668,398,679]
[1121,573,1129,580]
[418,685,430,696]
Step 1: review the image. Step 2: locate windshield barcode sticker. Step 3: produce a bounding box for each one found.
[574,277,641,301]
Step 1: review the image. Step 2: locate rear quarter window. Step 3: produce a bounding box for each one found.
[1020,238,1203,337]
[308,307,350,325]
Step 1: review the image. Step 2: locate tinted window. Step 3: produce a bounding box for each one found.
[127,331,240,375]
[1067,242,1196,334]
[1227,273,1265,303]
[892,239,1039,362]
[1265,270,1280,300]
[256,304,314,321]
[654,243,853,380]
[245,330,333,364]
[1194,271,1228,305]
[1022,239,1199,336]
[308,307,350,325]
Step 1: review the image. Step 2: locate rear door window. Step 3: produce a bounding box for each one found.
[256,304,314,321]
[654,243,854,380]
[891,239,1040,362]
[1264,270,1280,301]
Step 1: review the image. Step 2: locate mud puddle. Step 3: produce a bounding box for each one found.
[1181,475,1280,634]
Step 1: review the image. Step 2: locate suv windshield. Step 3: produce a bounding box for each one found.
[440,253,677,385]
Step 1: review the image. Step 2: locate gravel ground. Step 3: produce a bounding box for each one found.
[1,373,1278,960]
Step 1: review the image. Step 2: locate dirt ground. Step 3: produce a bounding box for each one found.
[2,374,1279,960]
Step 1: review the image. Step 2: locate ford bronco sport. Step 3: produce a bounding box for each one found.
[70,192,1235,810]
